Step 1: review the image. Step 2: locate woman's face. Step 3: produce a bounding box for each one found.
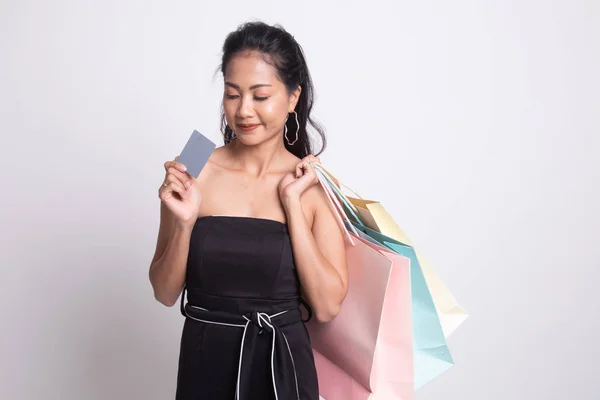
[223,51,300,146]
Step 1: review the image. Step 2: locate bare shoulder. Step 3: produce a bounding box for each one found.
[208,145,231,163]
[303,178,332,229]
[283,154,333,229]
[205,145,230,171]
[195,145,229,185]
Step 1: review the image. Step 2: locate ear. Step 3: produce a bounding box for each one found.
[288,85,302,113]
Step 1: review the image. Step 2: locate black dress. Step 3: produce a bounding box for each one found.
[176,215,319,400]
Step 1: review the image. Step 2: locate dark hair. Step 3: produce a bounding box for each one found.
[218,21,326,158]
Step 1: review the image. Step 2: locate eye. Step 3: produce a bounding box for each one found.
[255,96,269,101]
[225,94,239,99]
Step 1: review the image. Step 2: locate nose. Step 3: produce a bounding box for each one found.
[236,95,254,118]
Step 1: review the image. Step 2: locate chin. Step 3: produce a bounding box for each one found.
[234,130,276,146]
[235,132,262,145]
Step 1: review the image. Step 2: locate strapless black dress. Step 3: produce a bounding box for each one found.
[175,216,319,400]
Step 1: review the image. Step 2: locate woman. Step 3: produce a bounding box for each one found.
[149,21,348,400]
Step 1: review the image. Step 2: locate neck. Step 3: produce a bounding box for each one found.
[228,133,289,177]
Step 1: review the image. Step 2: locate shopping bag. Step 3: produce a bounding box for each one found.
[315,166,468,339]
[345,196,468,339]
[352,222,454,389]
[306,167,414,399]
[312,163,455,389]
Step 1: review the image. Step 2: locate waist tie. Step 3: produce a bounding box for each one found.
[180,293,303,400]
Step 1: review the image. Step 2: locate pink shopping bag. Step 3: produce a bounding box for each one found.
[306,167,414,399]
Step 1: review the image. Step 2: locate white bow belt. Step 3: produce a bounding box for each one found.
[182,301,303,400]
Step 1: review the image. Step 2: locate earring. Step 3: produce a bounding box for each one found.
[225,124,236,140]
[284,111,299,146]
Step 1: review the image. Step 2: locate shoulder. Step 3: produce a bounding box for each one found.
[284,154,333,228]
[198,145,230,176]
[303,176,332,229]
[206,145,230,169]
[192,146,232,196]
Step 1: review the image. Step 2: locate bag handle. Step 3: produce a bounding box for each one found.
[312,162,365,201]
[311,163,367,229]
[315,167,365,228]
[313,167,356,246]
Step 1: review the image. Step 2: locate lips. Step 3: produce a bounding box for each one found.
[238,124,260,132]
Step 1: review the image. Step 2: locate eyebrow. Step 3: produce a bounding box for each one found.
[225,82,272,90]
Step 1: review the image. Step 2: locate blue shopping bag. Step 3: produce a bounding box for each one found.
[351,222,454,389]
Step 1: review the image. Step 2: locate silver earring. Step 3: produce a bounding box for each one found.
[284,111,299,146]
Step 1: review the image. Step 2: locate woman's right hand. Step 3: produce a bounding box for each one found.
[158,157,202,229]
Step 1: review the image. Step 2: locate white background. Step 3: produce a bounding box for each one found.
[1,0,599,399]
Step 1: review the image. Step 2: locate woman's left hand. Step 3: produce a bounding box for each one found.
[278,155,321,207]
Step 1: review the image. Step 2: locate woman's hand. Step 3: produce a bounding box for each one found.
[158,157,202,229]
[278,155,321,208]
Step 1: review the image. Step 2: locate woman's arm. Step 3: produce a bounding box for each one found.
[284,186,348,322]
[148,202,193,307]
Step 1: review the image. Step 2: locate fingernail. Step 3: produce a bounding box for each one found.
[185,181,190,188]
[181,165,187,171]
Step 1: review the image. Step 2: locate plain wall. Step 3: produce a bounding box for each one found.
[1,0,598,399]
